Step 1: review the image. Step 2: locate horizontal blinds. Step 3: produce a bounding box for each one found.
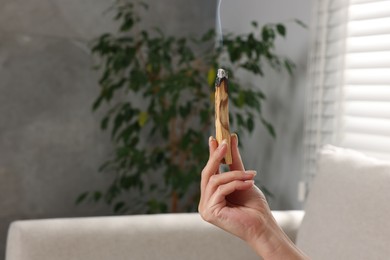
[345,69,390,84]
[347,35,390,52]
[344,85,390,101]
[346,52,390,68]
[344,116,390,137]
[345,101,390,118]
[350,0,383,4]
[339,0,390,160]
[348,17,390,36]
[343,133,390,155]
[349,1,390,21]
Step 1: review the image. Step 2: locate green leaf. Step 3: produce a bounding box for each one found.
[92,95,104,111]
[251,21,258,28]
[179,103,192,118]
[201,29,215,42]
[257,91,266,100]
[101,116,110,130]
[200,109,210,124]
[105,184,121,204]
[284,59,296,75]
[147,199,168,213]
[112,113,124,139]
[247,117,254,133]
[262,26,275,42]
[76,192,88,205]
[226,41,241,62]
[138,1,149,10]
[98,160,112,172]
[207,67,216,86]
[240,62,263,75]
[180,130,195,149]
[237,91,245,107]
[120,16,134,32]
[114,201,125,213]
[294,19,308,29]
[236,114,245,127]
[93,191,102,202]
[276,24,286,37]
[138,111,149,127]
[261,118,276,138]
[120,176,135,190]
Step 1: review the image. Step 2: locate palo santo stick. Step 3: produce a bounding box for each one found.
[215,68,232,165]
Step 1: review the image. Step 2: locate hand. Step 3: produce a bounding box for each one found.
[198,134,272,244]
[198,134,309,259]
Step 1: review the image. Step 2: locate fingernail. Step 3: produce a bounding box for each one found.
[221,139,228,146]
[244,180,255,184]
[245,170,257,176]
[209,136,213,143]
[232,133,238,144]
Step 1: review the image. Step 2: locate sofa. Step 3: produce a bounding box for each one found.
[5,145,390,259]
[5,211,304,260]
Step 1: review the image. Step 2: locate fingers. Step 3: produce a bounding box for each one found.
[208,136,218,158]
[229,133,245,172]
[200,137,226,193]
[209,179,254,206]
[204,170,256,200]
[199,170,256,215]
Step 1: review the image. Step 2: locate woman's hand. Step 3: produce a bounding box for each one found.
[198,134,272,244]
[198,134,309,259]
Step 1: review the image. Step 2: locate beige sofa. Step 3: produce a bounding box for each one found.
[6,211,303,260]
[6,145,390,259]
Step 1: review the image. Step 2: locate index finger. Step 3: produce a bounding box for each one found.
[200,138,227,192]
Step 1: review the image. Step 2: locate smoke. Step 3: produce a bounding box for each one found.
[216,0,223,48]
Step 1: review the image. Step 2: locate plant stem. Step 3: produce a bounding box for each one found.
[171,190,178,212]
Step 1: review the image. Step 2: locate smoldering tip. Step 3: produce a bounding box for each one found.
[217,69,228,79]
[215,68,228,87]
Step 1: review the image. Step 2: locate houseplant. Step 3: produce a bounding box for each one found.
[78,1,297,213]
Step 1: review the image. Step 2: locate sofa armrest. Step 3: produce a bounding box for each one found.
[272,210,305,244]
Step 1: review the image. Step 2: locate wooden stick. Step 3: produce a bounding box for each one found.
[215,69,232,164]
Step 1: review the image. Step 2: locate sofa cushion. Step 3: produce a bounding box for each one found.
[296,145,390,259]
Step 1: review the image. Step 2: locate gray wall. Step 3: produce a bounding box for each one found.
[221,0,311,210]
[0,0,216,257]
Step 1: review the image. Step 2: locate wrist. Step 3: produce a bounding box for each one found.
[247,217,308,260]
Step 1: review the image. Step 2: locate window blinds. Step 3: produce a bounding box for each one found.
[304,0,390,183]
[342,0,390,159]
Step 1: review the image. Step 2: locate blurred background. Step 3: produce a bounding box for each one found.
[0,0,310,257]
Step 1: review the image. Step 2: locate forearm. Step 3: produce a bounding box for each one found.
[248,218,309,260]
